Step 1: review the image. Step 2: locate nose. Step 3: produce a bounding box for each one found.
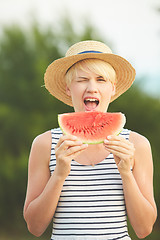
[86,79,98,93]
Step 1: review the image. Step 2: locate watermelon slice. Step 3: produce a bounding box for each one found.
[58,111,126,144]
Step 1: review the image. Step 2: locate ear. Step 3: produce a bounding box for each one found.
[111,83,116,96]
[66,85,71,96]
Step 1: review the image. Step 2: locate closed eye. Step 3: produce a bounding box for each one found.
[76,77,88,82]
[76,80,87,83]
[97,78,107,82]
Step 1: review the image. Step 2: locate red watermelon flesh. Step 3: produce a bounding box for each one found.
[58,111,126,144]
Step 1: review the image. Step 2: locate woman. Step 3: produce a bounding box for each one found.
[23,40,157,239]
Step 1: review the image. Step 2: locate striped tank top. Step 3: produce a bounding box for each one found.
[49,128,131,240]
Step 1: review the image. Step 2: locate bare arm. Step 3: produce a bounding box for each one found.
[23,131,88,237]
[124,132,157,237]
[104,131,157,238]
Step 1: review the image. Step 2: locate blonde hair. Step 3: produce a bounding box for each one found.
[65,58,117,86]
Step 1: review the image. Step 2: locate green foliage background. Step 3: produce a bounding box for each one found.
[0,18,159,239]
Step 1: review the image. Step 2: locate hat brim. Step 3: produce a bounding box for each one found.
[44,52,136,106]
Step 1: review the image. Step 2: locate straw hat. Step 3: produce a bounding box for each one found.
[44,40,136,106]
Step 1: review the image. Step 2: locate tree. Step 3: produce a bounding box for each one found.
[0,18,105,235]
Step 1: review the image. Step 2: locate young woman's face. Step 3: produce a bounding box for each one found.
[66,65,115,112]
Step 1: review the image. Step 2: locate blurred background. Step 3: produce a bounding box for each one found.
[0,0,160,239]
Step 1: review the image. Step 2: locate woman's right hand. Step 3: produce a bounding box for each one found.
[54,135,88,179]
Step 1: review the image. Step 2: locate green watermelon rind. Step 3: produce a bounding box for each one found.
[58,112,126,145]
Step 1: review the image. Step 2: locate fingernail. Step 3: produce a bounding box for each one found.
[107,136,112,139]
[72,136,77,140]
[104,139,109,143]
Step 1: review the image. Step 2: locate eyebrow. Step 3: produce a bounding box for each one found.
[77,75,105,79]
[77,76,89,80]
[97,75,105,79]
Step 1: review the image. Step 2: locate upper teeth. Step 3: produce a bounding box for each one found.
[85,98,98,102]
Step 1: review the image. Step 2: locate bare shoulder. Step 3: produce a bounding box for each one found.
[33,130,52,149]
[24,131,52,213]
[30,130,52,165]
[129,131,153,170]
[129,131,151,152]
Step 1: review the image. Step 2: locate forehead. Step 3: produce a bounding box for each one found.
[75,67,103,78]
[73,59,116,80]
[65,58,116,86]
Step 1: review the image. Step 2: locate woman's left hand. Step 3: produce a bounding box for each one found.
[104,135,135,176]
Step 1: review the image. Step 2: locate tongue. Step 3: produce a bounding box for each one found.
[85,101,97,110]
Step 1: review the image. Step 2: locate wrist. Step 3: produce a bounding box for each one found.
[120,169,133,181]
[53,166,69,182]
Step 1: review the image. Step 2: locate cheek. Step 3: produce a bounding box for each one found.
[101,85,114,102]
[71,83,84,95]
[66,83,77,95]
[70,85,79,95]
[105,83,115,96]
[69,85,82,103]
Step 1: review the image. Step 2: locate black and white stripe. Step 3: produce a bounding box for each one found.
[49,128,131,240]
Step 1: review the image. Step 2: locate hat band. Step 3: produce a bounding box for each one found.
[78,50,103,54]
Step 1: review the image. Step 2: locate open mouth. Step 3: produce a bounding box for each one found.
[84,98,99,111]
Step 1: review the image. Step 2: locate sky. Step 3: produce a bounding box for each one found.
[0,0,160,97]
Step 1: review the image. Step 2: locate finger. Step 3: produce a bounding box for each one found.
[106,146,134,163]
[105,139,128,145]
[105,145,131,155]
[66,144,88,157]
[104,137,134,150]
[110,141,135,155]
[55,140,84,157]
[105,141,135,154]
[61,140,84,151]
[55,134,78,149]
[106,148,129,160]
[107,135,122,140]
[107,135,129,143]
